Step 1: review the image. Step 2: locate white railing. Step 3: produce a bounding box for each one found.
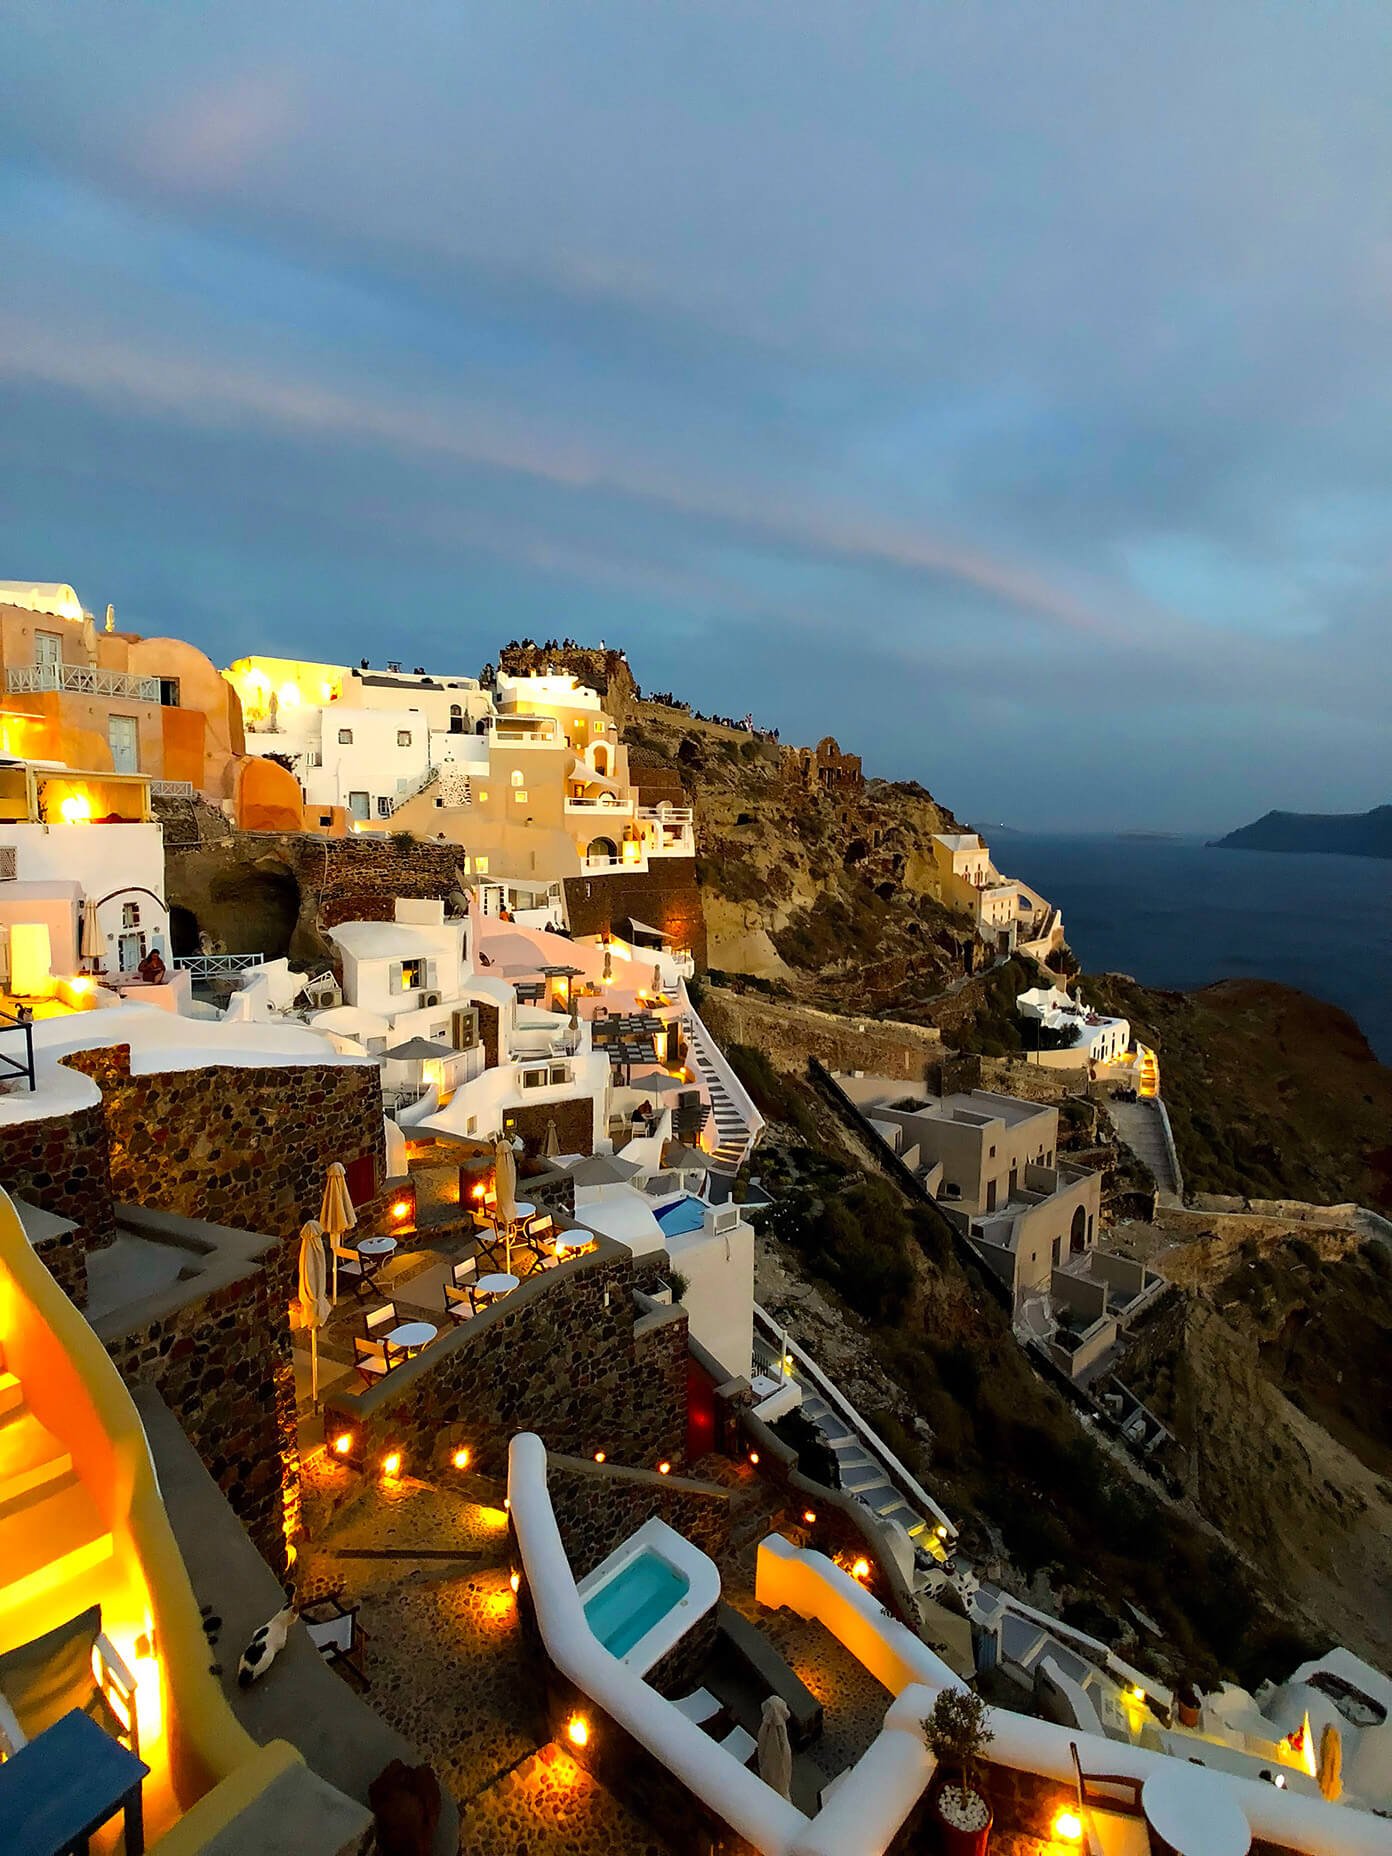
[390,764,438,812]
[565,795,634,812]
[753,1304,957,1537]
[581,853,647,873]
[636,805,693,824]
[7,663,161,702]
[150,780,195,798]
[173,953,266,978]
[490,725,561,746]
[677,982,764,1162]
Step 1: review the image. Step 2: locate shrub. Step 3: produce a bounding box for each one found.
[921,1686,993,1810]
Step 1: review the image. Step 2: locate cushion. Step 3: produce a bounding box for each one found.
[0,1605,104,1742]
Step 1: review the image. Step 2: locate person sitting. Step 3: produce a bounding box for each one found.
[136,947,167,986]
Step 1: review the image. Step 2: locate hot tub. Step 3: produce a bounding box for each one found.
[654,1193,708,1238]
[576,1516,721,1675]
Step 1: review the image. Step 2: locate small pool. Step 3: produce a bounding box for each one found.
[655,1193,708,1237]
[583,1550,689,1659]
[575,1516,721,1674]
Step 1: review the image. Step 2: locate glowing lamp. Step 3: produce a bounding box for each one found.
[333,1432,354,1457]
[381,1451,402,1480]
[935,1523,949,1539]
[802,1509,817,1526]
[566,1714,589,1749]
[390,1199,411,1221]
[657,1461,671,1476]
[1131,1685,1145,1702]
[1052,1809,1083,1844]
[471,1182,486,1200]
[851,1557,871,1581]
[593,1450,606,1464]
[748,1451,759,1466]
[452,1447,470,1470]
[509,1570,521,1594]
[277,681,301,709]
[59,792,92,824]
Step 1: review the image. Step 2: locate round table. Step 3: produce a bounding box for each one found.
[1142,1764,1250,1856]
[356,1235,398,1258]
[475,1272,520,1301]
[554,1228,594,1256]
[510,1201,536,1224]
[385,1321,437,1353]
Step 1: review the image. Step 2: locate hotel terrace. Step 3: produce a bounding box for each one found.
[0,588,1383,1856]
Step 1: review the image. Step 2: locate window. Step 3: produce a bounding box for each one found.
[510,769,524,786]
[473,855,489,874]
[377,797,393,818]
[158,676,181,707]
[348,791,369,820]
[36,631,64,667]
[397,730,412,747]
[988,1144,996,1158]
[513,789,528,804]
[391,958,424,994]
[338,728,354,745]
[121,902,141,929]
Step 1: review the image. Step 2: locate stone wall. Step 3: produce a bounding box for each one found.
[101,1256,298,1575]
[502,1095,594,1159]
[326,1242,689,1480]
[544,1453,731,1582]
[0,1100,115,1303]
[65,1045,387,1301]
[699,986,942,1082]
[564,861,706,968]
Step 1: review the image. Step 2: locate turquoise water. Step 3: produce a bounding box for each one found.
[655,1194,707,1237]
[583,1551,688,1658]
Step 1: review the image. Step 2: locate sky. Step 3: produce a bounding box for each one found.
[2,2,1389,832]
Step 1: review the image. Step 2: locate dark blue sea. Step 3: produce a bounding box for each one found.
[995,834,1392,1063]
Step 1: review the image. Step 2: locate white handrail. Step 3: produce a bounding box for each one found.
[676,981,764,1163]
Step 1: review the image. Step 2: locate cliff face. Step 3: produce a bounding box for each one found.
[1211,803,1392,859]
[623,698,975,1011]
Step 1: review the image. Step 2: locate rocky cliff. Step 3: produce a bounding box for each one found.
[1210,802,1392,859]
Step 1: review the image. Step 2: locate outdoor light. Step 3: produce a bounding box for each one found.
[1130,1685,1145,1702]
[802,1509,817,1525]
[59,792,92,825]
[748,1451,759,1466]
[1052,1809,1083,1844]
[452,1446,470,1470]
[333,1432,354,1457]
[566,1714,589,1749]
[382,1451,402,1479]
[851,1557,871,1582]
[390,1199,411,1221]
[509,1570,521,1594]
[593,1450,606,1463]
[658,1461,671,1475]
[935,1523,949,1539]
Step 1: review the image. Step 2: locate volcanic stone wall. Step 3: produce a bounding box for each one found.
[563,860,706,967]
[698,985,943,1081]
[327,1243,688,1479]
[502,1095,594,1158]
[0,1100,116,1301]
[544,1453,731,1583]
[103,1262,297,1574]
[64,1045,387,1300]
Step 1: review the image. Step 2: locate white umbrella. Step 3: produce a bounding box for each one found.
[757,1696,793,1799]
[80,896,103,969]
[297,1220,329,1405]
[319,1161,358,1304]
[494,1135,518,1272]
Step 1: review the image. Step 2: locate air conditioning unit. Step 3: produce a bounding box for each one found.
[421,991,441,1007]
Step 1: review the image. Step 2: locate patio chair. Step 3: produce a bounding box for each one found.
[522,1212,556,1261]
[1069,1741,1153,1856]
[353,1336,401,1384]
[0,1605,138,1760]
[332,1239,387,1298]
[299,1595,369,1691]
[443,1283,475,1324]
[673,1688,728,1735]
[363,1302,401,1341]
[719,1723,757,1767]
[450,1256,477,1290]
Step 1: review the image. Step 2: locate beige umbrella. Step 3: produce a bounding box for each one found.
[80,896,103,970]
[602,949,613,982]
[542,1118,561,1159]
[652,961,662,992]
[757,1695,793,1800]
[319,1161,358,1304]
[494,1135,518,1272]
[297,1220,329,1405]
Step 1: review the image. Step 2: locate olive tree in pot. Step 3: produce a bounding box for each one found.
[922,1686,994,1856]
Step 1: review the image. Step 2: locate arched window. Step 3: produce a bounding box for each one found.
[586,836,618,864]
[1070,1205,1088,1254]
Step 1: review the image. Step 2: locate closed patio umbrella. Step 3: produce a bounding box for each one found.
[542,1118,560,1158]
[319,1160,358,1304]
[493,1135,518,1272]
[297,1220,329,1405]
[757,1696,793,1800]
[652,961,662,993]
[80,896,103,970]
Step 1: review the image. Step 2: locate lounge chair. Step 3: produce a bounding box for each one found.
[673,1688,725,1730]
[0,1605,139,1759]
[719,1724,757,1767]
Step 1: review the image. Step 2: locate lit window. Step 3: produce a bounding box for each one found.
[474,856,489,874]
[397,730,411,747]
[478,790,489,803]
[338,728,353,745]
[510,769,524,787]
[513,789,528,804]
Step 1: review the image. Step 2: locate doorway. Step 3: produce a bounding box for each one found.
[108,714,139,772]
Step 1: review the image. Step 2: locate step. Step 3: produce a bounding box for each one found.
[0,1374,21,1421]
[880,1503,927,1534]
[0,1407,73,1507]
[840,1464,889,1493]
[0,1476,114,1643]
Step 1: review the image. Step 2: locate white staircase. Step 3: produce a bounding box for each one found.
[681,1007,758,1174]
[0,1343,114,1653]
[796,1388,943,1575]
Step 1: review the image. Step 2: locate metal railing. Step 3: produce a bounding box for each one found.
[150,780,195,799]
[7,663,161,702]
[564,795,634,811]
[173,953,266,979]
[0,1011,37,1091]
[390,764,438,812]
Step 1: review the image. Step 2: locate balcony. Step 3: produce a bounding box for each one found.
[7,663,161,702]
[564,793,634,814]
[636,805,693,824]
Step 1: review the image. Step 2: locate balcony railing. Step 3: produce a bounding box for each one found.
[150,780,195,798]
[564,794,633,812]
[7,663,161,702]
[636,805,693,824]
[173,953,266,979]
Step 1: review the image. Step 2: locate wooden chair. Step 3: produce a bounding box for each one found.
[363,1302,400,1341]
[522,1213,556,1262]
[333,1240,389,1298]
[450,1256,478,1290]
[0,1606,139,1758]
[443,1284,475,1324]
[353,1336,402,1385]
[300,1595,369,1691]
[1069,1742,1153,1856]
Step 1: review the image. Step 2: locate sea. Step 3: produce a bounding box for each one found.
[993,833,1392,1064]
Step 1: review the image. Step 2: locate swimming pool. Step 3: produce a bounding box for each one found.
[583,1550,689,1659]
[655,1193,708,1237]
[575,1516,722,1674]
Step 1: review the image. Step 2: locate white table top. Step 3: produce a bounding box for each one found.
[1142,1763,1250,1856]
[555,1228,594,1251]
[386,1321,437,1349]
[475,1273,520,1297]
[510,1201,537,1220]
[356,1235,398,1255]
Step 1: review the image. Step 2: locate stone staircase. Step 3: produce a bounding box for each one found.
[0,1343,114,1653]
[793,1385,947,1591]
[1106,1098,1181,1201]
[683,1014,756,1175]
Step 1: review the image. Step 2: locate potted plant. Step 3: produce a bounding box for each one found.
[922,1686,994,1856]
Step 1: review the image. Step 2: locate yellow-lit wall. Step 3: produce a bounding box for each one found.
[224,655,349,730]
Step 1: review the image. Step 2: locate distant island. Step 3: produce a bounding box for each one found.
[1210,804,1392,860]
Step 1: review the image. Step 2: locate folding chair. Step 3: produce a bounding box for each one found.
[300,1595,369,1690]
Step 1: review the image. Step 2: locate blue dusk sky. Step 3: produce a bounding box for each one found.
[2,3,1389,831]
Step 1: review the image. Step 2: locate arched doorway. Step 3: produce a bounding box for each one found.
[1070,1205,1088,1254]
[586,837,618,864]
[589,742,611,776]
